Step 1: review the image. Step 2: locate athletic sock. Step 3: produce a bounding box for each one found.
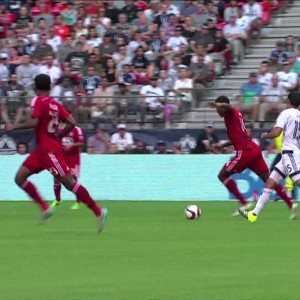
[274,185,293,209]
[253,188,273,215]
[71,182,101,216]
[22,181,49,211]
[54,183,61,202]
[223,178,247,205]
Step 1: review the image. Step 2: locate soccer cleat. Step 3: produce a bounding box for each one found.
[40,207,54,224]
[238,209,258,223]
[290,203,298,220]
[232,203,253,217]
[97,208,108,233]
[51,200,60,208]
[70,202,80,210]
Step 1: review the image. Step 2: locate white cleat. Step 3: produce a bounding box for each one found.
[39,207,54,224]
[290,203,298,220]
[232,203,253,217]
[97,208,108,233]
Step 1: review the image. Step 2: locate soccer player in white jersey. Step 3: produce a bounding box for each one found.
[240,91,300,222]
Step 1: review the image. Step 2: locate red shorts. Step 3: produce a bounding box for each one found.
[224,146,269,175]
[23,150,70,178]
[65,157,80,178]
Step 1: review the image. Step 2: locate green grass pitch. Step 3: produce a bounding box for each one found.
[0,201,299,300]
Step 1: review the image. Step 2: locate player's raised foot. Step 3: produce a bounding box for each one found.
[39,207,54,224]
[70,202,80,210]
[238,209,258,223]
[290,203,298,220]
[232,203,253,217]
[97,208,108,233]
[51,200,60,208]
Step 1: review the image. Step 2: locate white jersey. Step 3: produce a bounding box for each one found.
[275,108,300,153]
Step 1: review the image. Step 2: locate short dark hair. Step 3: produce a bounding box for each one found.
[261,60,270,66]
[215,95,230,104]
[34,74,51,91]
[288,91,300,107]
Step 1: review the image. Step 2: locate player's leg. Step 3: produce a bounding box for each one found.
[46,151,108,231]
[15,157,53,221]
[241,158,287,222]
[218,152,252,215]
[58,174,108,232]
[52,177,62,207]
[257,171,293,210]
[70,176,80,210]
[70,165,80,210]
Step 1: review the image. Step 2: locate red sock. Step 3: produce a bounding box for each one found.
[72,182,101,216]
[275,185,293,209]
[22,181,49,211]
[223,178,247,205]
[54,183,61,202]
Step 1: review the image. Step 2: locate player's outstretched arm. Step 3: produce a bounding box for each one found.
[57,115,76,139]
[5,118,39,132]
[261,127,283,139]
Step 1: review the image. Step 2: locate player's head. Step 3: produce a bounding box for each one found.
[215,95,230,117]
[287,91,300,108]
[34,74,51,93]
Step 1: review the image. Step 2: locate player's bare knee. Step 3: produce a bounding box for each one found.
[218,170,228,182]
[15,173,24,187]
[265,178,276,189]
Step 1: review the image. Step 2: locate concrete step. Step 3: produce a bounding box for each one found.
[263,27,300,35]
[247,48,273,56]
[244,54,268,59]
[276,12,300,17]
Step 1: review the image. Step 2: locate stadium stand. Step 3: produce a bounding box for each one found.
[0,0,296,131]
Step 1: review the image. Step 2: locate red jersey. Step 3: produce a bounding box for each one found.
[61,126,85,166]
[224,107,255,151]
[31,96,70,152]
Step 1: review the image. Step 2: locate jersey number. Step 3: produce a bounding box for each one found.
[48,111,59,133]
[293,121,300,139]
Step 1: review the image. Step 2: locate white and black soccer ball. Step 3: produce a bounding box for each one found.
[185,205,201,220]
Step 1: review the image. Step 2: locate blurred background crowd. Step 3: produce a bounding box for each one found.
[0,0,292,127]
[0,0,296,154]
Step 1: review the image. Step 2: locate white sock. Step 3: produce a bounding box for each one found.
[252,188,273,216]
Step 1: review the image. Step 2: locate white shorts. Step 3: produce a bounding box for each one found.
[271,151,300,183]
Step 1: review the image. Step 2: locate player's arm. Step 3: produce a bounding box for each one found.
[261,127,283,139]
[5,118,39,132]
[208,102,232,111]
[57,115,76,139]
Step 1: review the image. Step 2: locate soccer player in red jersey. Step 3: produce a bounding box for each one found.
[52,125,85,210]
[209,96,296,218]
[5,74,108,232]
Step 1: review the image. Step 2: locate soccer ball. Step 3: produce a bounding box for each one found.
[185,205,201,220]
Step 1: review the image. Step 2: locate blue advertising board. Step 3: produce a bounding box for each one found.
[0,154,293,201]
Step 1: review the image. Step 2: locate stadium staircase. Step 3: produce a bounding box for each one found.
[181,1,300,129]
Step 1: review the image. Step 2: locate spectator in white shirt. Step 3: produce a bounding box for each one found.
[243,0,263,41]
[164,0,180,17]
[110,124,134,152]
[39,54,62,85]
[173,67,193,108]
[257,60,273,93]
[276,60,298,92]
[224,0,239,23]
[259,74,287,122]
[166,26,188,54]
[236,5,251,34]
[140,76,165,126]
[223,15,246,64]
[47,28,62,53]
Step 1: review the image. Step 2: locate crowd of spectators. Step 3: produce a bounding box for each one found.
[0,0,284,129]
[238,32,300,127]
